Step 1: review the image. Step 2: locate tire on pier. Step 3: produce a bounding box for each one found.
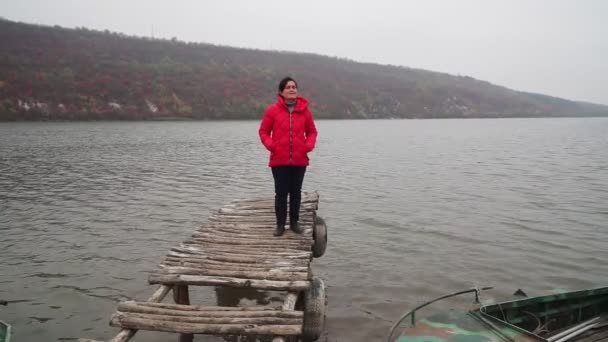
[312,215,327,258]
[301,277,326,342]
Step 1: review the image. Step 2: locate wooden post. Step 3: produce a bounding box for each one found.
[173,285,193,342]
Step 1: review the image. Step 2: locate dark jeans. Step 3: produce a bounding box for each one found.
[271,166,306,227]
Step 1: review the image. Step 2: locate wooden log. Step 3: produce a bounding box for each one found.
[170,246,311,259]
[177,245,312,257]
[192,231,313,242]
[115,312,302,325]
[173,285,193,342]
[188,235,312,246]
[232,193,318,202]
[117,302,304,318]
[175,244,309,254]
[167,251,310,265]
[197,227,314,240]
[186,238,312,249]
[181,245,311,256]
[272,292,300,342]
[185,238,312,249]
[111,314,302,335]
[208,216,314,223]
[170,247,312,260]
[129,301,280,311]
[162,260,307,273]
[162,260,309,273]
[149,274,311,291]
[229,194,318,204]
[211,208,313,222]
[108,285,172,342]
[156,266,309,281]
[164,254,308,268]
[199,225,313,234]
[203,222,314,229]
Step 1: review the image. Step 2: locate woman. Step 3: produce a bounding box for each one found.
[259,77,318,237]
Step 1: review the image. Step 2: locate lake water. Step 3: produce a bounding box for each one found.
[1,118,607,342]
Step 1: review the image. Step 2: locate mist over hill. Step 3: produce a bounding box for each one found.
[1,18,606,121]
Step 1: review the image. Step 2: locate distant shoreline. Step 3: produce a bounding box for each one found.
[2,114,608,123]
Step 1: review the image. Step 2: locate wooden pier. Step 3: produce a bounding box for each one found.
[86,191,327,342]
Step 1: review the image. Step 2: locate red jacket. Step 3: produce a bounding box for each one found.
[259,96,318,167]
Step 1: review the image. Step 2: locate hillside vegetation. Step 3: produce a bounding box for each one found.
[1,18,606,120]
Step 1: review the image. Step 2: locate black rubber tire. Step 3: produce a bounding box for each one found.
[302,277,326,342]
[312,215,327,258]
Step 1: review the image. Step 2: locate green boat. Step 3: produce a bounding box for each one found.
[388,286,608,342]
[0,320,10,342]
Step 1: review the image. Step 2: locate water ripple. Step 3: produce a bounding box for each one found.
[1,118,607,342]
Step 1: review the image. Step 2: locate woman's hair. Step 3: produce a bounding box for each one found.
[278,76,298,93]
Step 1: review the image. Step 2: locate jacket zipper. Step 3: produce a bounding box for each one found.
[289,110,293,164]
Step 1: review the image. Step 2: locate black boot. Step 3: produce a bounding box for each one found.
[290,221,303,234]
[274,224,285,237]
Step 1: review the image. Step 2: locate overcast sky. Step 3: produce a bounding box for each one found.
[3,0,607,104]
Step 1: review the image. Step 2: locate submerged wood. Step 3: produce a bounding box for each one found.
[149,274,311,290]
[111,314,302,335]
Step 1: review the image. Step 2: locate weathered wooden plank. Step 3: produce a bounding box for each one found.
[107,285,172,342]
[117,302,304,318]
[170,247,312,260]
[149,274,311,290]
[156,266,309,281]
[161,260,309,272]
[173,285,193,342]
[215,209,316,216]
[115,312,302,325]
[175,243,311,254]
[167,251,310,265]
[164,254,308,267]
[130,301,279,311]
[187,235,312,247]
[272,292,300,342]
[111,314,302,335]
[172,245,311,257]
[186,238,312,250]
[197,226,314,239]
[183,243,311,254]
[208,216,314,223]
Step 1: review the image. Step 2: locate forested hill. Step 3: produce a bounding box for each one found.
[1,18,607,120]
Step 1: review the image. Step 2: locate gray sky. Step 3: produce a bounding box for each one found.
[3,0,607,104]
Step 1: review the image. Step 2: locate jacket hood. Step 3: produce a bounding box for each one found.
[277,96,309,112]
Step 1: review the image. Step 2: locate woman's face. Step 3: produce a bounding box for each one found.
[280,81,298,102]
